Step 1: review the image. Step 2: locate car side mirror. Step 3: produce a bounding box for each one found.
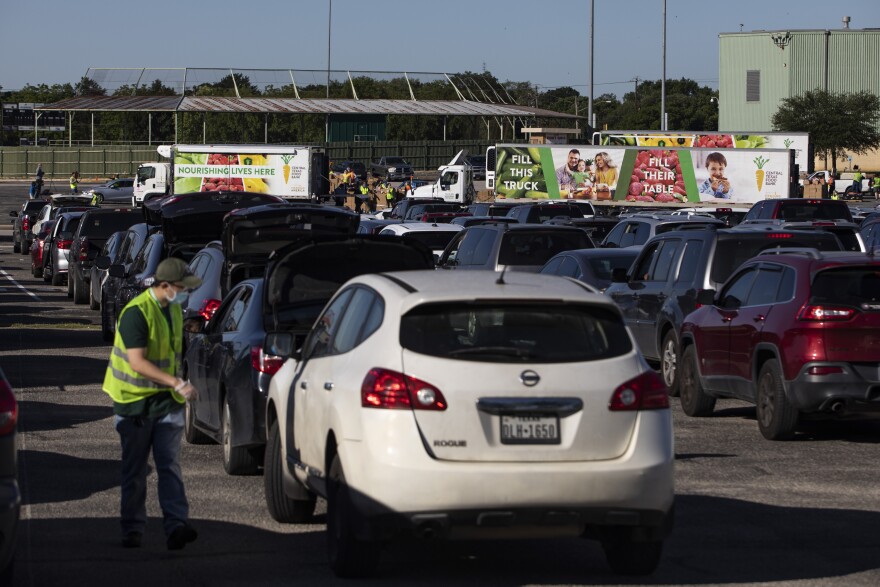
[183,316,205,334]
[108,264,127,278]
[264,332,296,359]
[9,211,18,217]
[95,255,112,270]
[611,267,629,283]
[696,289,717,306]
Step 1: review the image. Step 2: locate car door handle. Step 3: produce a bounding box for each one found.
[324,382,334,391]
[753,315,766,322]
[300,381,307,389]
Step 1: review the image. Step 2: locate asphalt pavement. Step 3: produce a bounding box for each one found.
[1,181,879,586]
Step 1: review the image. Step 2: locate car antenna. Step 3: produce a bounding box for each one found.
[496,265,508,285]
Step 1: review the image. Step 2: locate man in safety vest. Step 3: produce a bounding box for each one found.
[69,170,79,194]
[384,182,396,207]
[102,257,202,550]
[356,182,371,213]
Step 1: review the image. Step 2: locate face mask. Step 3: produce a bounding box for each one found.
[166,287,190,306]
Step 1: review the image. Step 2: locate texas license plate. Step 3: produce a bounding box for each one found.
[500,415,560,445]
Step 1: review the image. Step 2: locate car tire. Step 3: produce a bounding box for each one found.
[43,264,53,283]
[89,283,100,310]
[100,293,114,343]
[94,193,104,205]
[679,345,716,417]
[13,237,20,253]
[184,392,213,445]
[660,330,680,397]
[602,535,663,576]
[53,267,65,287]
[72,269,89,304]
[756,360,799,440]
[222,394,260,475]
[327,453,380,578]
[20,240,30,256]
[32,259,43,278]
[264,420,316,523]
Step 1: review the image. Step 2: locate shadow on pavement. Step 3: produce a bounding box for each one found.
[19,449,119,505]
[1,354,107,387]
[18,400,112,433]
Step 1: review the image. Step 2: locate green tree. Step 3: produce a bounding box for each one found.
[772,89,880,171]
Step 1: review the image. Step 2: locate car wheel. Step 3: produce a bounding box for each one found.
[43,264,53,283]
[264,420,316,523]
[679,345,716,417]
[13,237,20,253]
[660,331,680,397]
[756,360,799,440]
[89,283,100,310]
[184,391,213,445]
[52,267,65,287]
[73,269,89,304]
[94,193,104,205]
[221,394,260,475]
[20,240,30,256]
[327,453,380,578]
[100,294,114,343]
[32,259,43,278]
[602,535,663,576]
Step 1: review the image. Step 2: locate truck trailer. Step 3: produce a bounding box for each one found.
[133,144,329,206]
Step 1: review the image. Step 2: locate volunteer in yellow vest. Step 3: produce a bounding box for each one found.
[103,257,202,550]
[69,170,79,194]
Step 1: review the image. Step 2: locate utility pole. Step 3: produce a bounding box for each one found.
[588,0,594,130]
[632,77,641,111]
[661,0,667,130]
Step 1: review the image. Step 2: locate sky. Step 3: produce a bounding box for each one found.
[1,0,877,97]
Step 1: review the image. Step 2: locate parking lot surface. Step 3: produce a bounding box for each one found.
[2,181,880,586]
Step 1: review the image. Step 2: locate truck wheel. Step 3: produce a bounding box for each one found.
[73,269,89,304]
[756,360,799,440]
[327,453,380,578]
[264,420,315,523]
[679,345,716,417]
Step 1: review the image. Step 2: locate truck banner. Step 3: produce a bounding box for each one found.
[594,131,809,173]
[494,145,792,204]
[172,150,311,198]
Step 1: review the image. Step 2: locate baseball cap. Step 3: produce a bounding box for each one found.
[154,258,202,289]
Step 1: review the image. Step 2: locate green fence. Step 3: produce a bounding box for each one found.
[0,140,517,179]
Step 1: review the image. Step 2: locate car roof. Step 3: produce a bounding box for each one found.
[381,222,464,233]
[355,269,609,309]
[557,247,642,260]
[754,249,880,266]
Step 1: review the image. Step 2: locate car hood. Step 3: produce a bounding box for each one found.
[220,203,360,294]
[263,235,434,333]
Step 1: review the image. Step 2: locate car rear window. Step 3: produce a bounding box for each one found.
[777,201,853,222]
[711,232,843,284]
[400,302,632,363]
[526,206,581,223]
[79,211,141,238]
[588,254,638,281]
[810,267,880,305]
[499,231,592,266]
[400,231,460,251]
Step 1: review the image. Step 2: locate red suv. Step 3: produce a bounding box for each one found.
[678,250,880,440]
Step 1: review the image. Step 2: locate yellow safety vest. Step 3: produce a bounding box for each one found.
[102,289,185,405]
[359,184,369,195]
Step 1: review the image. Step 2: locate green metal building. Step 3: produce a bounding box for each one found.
[719,28,880,131]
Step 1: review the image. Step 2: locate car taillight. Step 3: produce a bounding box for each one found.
[798,304,856,321]
[250,346,284,375]
[807,366,844,376]
[22,217,30,231]
[198,298,222,321]
[0,379,18,435]
[361,368,447,411]
[609,371,669,411]
[56,239,73,250]
[767,233,794,239]
[78,237,89,262]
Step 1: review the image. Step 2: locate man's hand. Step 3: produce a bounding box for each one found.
[175,380,198,401]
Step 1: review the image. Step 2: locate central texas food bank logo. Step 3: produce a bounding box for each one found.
[280,150,298,184]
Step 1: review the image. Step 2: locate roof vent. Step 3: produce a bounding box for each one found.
[842,16,851,29]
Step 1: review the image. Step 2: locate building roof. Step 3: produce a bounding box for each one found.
[37,95,579,119]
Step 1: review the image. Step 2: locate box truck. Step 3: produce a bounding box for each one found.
[133,144,328,206]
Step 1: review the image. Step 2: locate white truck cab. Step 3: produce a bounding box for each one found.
[411,150,475,204]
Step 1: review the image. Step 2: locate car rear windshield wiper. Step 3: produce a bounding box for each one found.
[447,346,537,359]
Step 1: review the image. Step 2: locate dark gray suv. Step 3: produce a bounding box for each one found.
[604,225,845,396]
[438,223,593,273]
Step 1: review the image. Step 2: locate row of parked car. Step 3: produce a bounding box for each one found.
[10,190,880,578]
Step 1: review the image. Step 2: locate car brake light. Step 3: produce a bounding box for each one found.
[56,239,73,250]
[0,379,18,435]
[609,371,669,411]
[767,233,794,239]
[250,346,284,375]
[807,366,844,376]
[198,298,222,321]
[78,237,89,262]
[361,368,447,411]
[22,217,30,231]
[799,305,855,321]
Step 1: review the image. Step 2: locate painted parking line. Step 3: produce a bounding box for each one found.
[0,269,42,301]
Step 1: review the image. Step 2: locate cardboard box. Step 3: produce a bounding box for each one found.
[803,184,825,198]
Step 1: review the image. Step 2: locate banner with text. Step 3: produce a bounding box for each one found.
[172,149,311,198]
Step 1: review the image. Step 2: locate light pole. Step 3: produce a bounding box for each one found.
[588,0,594,130]
[661,0,667,130]
[327,0,332,98]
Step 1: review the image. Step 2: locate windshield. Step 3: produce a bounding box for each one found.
[499,231,592,266]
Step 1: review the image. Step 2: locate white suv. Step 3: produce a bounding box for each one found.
[263,270,674,578]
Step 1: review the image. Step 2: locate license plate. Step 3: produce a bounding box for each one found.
[500,415,560,445]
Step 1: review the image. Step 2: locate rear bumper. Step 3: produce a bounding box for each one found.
[0,477,21,570]
[787,362,880,414]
